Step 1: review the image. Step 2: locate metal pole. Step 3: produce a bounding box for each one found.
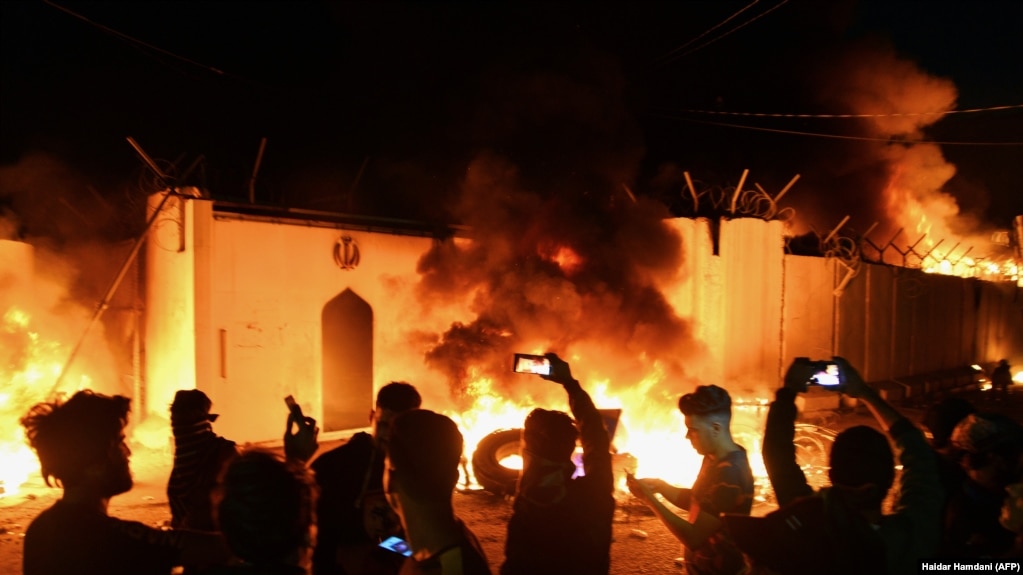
[683,171,698,213]
[730,169,749,214]
[50,138,181,395]
[50,189,177,394]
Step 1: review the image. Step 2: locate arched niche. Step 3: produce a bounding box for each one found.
[321,288,373,431]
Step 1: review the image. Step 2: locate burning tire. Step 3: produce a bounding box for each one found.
[471,428,522,496]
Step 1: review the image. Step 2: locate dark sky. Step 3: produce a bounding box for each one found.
[2,0,1021,241]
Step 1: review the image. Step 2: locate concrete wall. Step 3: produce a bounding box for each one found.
[145,198,1023,442]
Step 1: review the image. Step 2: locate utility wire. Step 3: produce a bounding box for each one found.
[43,0,228,79]
[649,0,761,69]
[650,113,1023,146]
[651,103,1023,119]
[656,0,790,67]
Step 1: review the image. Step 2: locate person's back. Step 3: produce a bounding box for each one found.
[168,389,238,532]
[25,498,185,575]
[204,449,319,575]
[502,354,615,575]
[750,357,941,575]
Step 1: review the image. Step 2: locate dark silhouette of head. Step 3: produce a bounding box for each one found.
[523,408,578,462]
[828,425,895,510]
[170,389,218,427]
[215,450,318,569]
[376,381,422,412]
[20,390,132,494]
[385,409,463,502]
[922,396,976,449]
[372,381,422,444]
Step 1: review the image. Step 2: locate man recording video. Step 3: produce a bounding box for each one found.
[501,353,615,575]
[727,356,943,574]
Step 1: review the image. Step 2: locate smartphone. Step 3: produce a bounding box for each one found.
[808,362,842,389]
[284,395,304,418]
[513,353,551,376]
[378,536,413,557]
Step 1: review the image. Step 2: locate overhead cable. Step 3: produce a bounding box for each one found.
[650,0,761,69]
[652,102,1023,119]
[650,113,1023,146]
[655,0,790,67]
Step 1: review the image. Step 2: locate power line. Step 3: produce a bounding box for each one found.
[649,0,761,69]
[651,103,1023,119]
[43,0,230,79]
[655,0,790,68]
[650,113,1023,146]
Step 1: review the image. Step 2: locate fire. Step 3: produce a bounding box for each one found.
[0,306,93,500]
[446,359,814,503]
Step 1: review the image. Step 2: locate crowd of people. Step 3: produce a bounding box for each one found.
[17,354,1023,575]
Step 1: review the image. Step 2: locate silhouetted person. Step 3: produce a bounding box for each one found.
[21,390,230,575]
[921,396,975,521]
[627,384,753,575]
[991,359,1013,400]
[942,412,1022,557]
[501,353,614,575]
[384,409,491,575]
[734,357,943,575]
[310,382,421,575]
[205,449,319,575]
[168,389,239,533]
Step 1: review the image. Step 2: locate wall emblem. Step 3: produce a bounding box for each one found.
[333,235,361,270]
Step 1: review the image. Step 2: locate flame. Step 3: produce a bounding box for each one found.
[0,307,94,500]
[445,359,812,501]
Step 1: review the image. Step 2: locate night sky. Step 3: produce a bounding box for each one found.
[2,0,1021,243]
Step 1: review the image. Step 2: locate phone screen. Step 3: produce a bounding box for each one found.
[811,363,841,387]
[513,354,551,376]
[379,536,413,557]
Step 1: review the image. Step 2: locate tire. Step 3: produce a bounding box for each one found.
[471,428,523,496]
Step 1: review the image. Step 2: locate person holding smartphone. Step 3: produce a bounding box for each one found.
[501,353,615,575]
[730,356,943,574]
[626,384,753,575]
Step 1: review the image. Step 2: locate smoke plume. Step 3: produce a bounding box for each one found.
[416,152,698,404]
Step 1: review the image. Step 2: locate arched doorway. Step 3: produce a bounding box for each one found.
[321,288,373,431]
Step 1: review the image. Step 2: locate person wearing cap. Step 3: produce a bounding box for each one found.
[168,389,239,534]
[501,353,614,575]
[942,412,1023,557]
[626,384,753,575]
[738,356,943,574]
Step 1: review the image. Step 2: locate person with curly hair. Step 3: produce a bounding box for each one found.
[20,390,229,575]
